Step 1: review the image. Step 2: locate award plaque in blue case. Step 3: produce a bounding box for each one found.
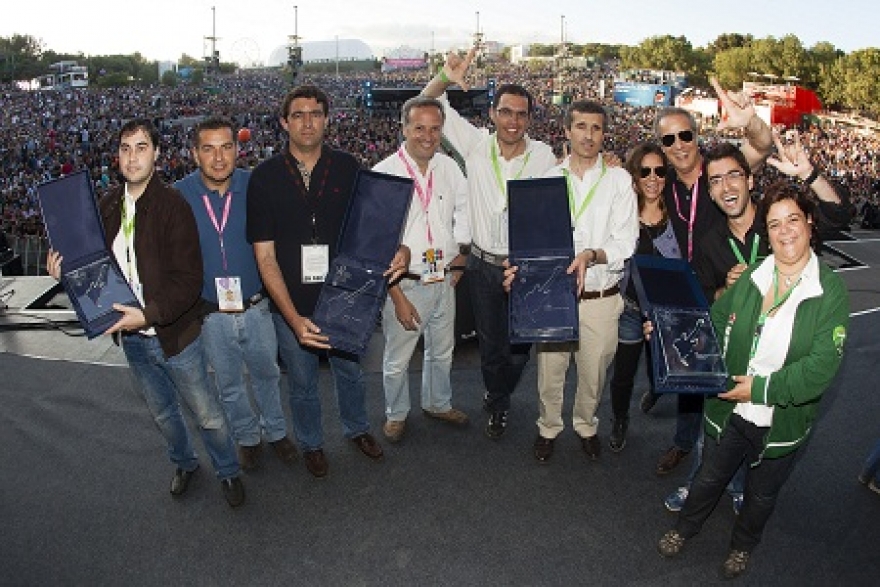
[507,176,579,344]
[630,255,728,394]
[36,170,141,339]
[312,169,413,356]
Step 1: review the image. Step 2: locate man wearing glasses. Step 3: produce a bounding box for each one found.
[247,85,409,478]
[646,79,774,477]
[421,48,557,439]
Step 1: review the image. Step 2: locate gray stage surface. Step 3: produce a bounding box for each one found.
[1,232,878,586]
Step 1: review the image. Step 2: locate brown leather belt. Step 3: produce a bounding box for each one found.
[580,284,620,300]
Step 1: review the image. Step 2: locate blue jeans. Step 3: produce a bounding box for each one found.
[382,277,456,420]
[676,414,798,552]
[674,394,703,452]
[273,313,370,451]
[466,254,531,413]
[121,333,240,480]
[202,299,287,446]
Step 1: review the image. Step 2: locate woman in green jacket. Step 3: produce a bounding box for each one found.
[656,181,850,580]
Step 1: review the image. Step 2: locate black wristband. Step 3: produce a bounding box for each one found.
[458,244,471,256]
[803,166,821,186]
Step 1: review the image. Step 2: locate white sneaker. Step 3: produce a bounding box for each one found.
[664,486,689,512]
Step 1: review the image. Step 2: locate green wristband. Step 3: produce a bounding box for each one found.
[438,69,450,83]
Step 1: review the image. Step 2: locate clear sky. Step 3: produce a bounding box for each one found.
[2,0,876,64]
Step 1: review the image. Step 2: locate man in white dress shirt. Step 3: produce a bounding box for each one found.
[531,100,638,463]
[421,48,557,439]
[373,96,471,442]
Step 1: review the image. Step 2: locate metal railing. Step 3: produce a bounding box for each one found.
[7,235,49,276]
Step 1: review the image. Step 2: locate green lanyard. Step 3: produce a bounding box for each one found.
[749,267,800,361]
[563,160,607,225]
[490,139,531,207]
[729,233,760,266]
[121,198,136,278]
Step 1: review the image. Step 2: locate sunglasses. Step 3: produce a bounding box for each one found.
[660,130,695,147]
[640,166,667,179]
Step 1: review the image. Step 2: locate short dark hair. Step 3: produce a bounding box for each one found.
[280,84,330,119]
[191,116,235,147]
[401,96,445,125]
[564,100,608,131]
[653,107,698,139]
[705,142,751,179]
[119,118,160,149]
[492,84,533,114]
[624,141,669,216]
[760,180,818,249]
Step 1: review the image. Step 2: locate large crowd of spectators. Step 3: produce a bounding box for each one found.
[2,61,879,241]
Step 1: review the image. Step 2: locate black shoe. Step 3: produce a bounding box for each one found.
[609,418,629,453]
[221,476,245,508]
[581,434,601,460]
[656,446,690,475]
[534,435,554,463]
[170,466,198,496]
[270,436,298,465]
[485,411,508,439]
[640,391,659,414]
[238,443,263,470]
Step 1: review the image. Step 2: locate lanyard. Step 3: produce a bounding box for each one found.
[749,268,801,361]
[283,150,330,243]
[397,148,435,245]
[490,139,531,206]
[563,160,606,225]
[121,198,135,279]
[729,233,760,266]
[202,192,233,271]
[670,174,701,261]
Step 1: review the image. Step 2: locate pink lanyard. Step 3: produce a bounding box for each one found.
[202,192,232,271]
[671,175,701,261]
[397,148,434,245]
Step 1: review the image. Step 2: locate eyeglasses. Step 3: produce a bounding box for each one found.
[660,130,695,147]
[708,169,746,187]
[495,107,530,121]
[639,166,667,179]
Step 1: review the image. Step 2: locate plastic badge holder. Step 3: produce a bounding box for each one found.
[312,169,413,356]
[630,254,728,394]
[36,170,141,339]
[507,176,579,344]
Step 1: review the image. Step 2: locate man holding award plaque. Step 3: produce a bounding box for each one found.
[529,101,637,463]
[373,96,471,443]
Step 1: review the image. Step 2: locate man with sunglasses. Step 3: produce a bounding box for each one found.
[421,48,557,439]
[648,79,774,476]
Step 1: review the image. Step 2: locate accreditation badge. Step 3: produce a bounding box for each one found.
[216,276,244,312]
[302,244,329,284]
[420,247,446,284]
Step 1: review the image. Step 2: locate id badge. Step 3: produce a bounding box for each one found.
[302,244,329,284]
[216,276,244,312]
[421,247,446,284]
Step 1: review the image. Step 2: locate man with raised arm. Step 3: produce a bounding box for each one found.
[421,48,557,439]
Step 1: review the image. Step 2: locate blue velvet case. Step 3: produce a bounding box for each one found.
[630,255,728,394]
[507,177,579,344]
[36,170,141,339]
[312,169,413,356]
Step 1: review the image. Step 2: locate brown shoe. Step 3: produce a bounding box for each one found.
[303,449,328,478]
[351,433,384,461]
[581,434,601,460]
[269,436,298,465]
[238,443,263,471]
[422,408,469,427]
[656,446,690,475]
[534,435,554,463]
[383,419,406,443]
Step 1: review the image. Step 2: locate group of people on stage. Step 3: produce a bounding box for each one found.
[45,46,853,581]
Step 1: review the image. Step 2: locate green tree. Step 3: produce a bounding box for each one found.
[621,35,699,76]
[712,46,755,89]
[704,33,754,56]
[161,69,179,87]
[822,49,880,115]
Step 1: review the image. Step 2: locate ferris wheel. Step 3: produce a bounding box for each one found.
[230,38,262,69]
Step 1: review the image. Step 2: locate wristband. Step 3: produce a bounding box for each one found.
[802,166,821,186]
[458,244,471,256]
[438,69,450,84]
